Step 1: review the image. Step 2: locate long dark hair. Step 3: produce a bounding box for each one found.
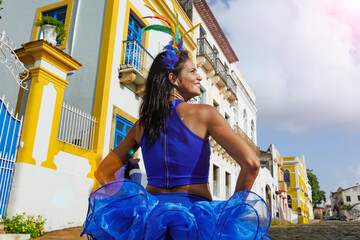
[139,50,189,144]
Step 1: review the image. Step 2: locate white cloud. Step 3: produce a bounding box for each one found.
[209,0,360,134]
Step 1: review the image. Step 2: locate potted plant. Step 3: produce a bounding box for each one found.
[34,15,66,45]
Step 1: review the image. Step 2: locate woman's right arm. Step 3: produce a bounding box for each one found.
[205,106,260,192]
[94,121,141,185]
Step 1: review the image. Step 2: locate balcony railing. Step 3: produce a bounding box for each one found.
[121,40,153,77]
[119,40,153,95]
[196,38,237,104]
[197,37,216,69]
[215,58,227,81]
[226,74,237,98]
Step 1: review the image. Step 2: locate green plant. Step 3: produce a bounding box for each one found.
[271,219,280,226]
[4,212,46,238]
[34,15,66,42]
[340,203,360,211]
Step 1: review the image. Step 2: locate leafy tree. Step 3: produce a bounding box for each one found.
[307,169,326,207]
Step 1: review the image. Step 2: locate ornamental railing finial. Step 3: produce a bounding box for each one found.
[0,30,29,90]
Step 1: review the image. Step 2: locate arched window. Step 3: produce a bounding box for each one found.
[243,109,248,134]
[284,169,290,187]
[287,195,292,209]
[251,120,255,142]
[265,185,272,215]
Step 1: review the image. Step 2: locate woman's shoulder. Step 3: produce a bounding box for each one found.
[178,103,218,122]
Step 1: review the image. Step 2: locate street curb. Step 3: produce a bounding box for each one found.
[0,234,31,240]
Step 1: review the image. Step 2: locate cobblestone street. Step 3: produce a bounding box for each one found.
[268,220,360,240]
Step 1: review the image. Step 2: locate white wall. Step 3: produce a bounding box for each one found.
[341,185,360,205]
[8,153,94,231]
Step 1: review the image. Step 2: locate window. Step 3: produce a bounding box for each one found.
[225,172,231,199]
[251,120,255,142]
[287,195,292,209]
[125,14,144,69]
[110,107,137,152]
[114,115,133,149]
[213,165,219,197]
[200,25,207,38]
[213,100,219,111]
[127,14,143,43]
[243,109,248,134]
[43,7,67,22]
[358,195,360,201]
[346,196,351,202]
[32,0,74,49]
[201,88,206,103]
[225,113,230,124]
[284,169,290,187]
[38,7,67,45]
[190,87,205,104]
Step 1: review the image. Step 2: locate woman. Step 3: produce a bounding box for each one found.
[82,2,271,238]
[81,50,271,240]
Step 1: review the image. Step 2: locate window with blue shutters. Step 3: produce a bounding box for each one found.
[128,14,143,43]
[125,14,143,69]
[113,115,134,149]
[38,7,67,45]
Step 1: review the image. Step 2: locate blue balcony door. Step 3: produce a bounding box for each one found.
[126,15,143,69]
[38,7,67,45]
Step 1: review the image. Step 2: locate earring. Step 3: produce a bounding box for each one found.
[175,83,178,87]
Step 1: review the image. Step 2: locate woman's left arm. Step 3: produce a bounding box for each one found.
[204,106,260,192]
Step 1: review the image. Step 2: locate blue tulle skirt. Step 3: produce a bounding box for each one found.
[81,179,272,240]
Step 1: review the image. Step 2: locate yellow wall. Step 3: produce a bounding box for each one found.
[284,157,311,223]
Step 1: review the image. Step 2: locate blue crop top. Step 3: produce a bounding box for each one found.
[140,99,211,188]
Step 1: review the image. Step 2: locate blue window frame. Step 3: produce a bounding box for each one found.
[113,115,134,149]
[284,169,290,187]
[125,15,143,68]
[38,7,67,45]
[127,14,143,43]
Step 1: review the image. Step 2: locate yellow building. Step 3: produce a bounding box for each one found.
[283,156,313,223]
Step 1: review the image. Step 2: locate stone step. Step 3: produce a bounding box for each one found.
[0,234,31,240]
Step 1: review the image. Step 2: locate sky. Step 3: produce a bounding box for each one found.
[207,0,360,198]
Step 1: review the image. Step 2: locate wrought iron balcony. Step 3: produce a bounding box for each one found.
[119,40,154,95]
[226,74,237,103]
[215,58,227,81]
[196,37,216,71]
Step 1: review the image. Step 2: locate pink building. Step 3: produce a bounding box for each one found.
[277,152,291,222]
[259,144,291,222]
